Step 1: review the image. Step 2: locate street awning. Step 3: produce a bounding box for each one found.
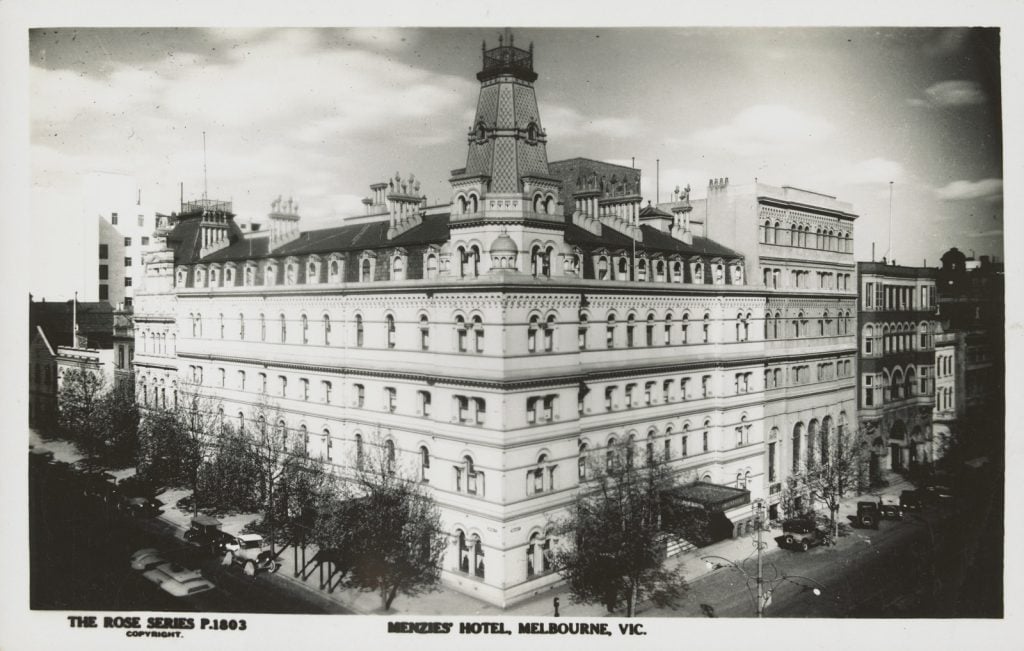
[665,481,751,512]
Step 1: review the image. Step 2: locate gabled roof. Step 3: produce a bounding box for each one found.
[30,300,115,348]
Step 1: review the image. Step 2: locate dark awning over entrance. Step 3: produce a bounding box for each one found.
[664,482,751,512]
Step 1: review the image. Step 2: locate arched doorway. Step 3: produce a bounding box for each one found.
[889,420,907,470]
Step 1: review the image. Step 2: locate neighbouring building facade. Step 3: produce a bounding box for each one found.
[932,248,1004,461]
[856,262,938,482]
[87,171,160,308]
[133,33,859,607]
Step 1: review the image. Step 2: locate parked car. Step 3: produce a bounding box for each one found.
[855,498,901,528]
[855,501,881,529]
[184,516,235,555]
[922,484,956,503]
[781,518,828,551]
[130,548,168,571]
[900,490,925,511]
[222,533,279,576]
[143,562,215,597]
[121,496,163,518]
[78,472,121,503]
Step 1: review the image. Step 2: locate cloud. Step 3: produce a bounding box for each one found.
[342,28,416,51]
[935,178,1002,202]
[910,80,986,108]
[922,28,971,57]
[684,105,833,157]
[30,29,479,223]
[967,229,1002,239]
[539,103,644,140]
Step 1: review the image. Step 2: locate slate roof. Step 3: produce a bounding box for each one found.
[29,300,115,349]
[192,214,452,265]
[175,212,738,265]
[563,220,740,258]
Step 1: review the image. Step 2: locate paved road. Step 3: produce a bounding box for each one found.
[29,455,352,614]
[642,480,1002,618]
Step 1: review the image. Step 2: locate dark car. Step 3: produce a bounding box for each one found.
[781,518,828,551]
[184,516,235,555]
[899,490,925,511]
[78,471,122,503]
[122,496,163,518]
[855,501,881,529]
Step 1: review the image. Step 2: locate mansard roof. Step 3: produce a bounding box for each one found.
[173,211,738,265]
[563,220,740,259]
[186,214,451,265]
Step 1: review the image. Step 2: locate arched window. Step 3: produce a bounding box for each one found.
[626,313,636,347]
[361,258,371,282]
[681,313,689,344]
[544,314,555,351]
[702,313,711,343]
[238,313,245,340]
[793,422,804,472]
[455,315,467,352]
[355,314,364,347]
[323,315,331,345]
[425,254,438,279]
[597,256,609,280]
[528,315,540,352]
[419,314,430,350]
[392,256,404,281]
[419,445,430,481]
[301,314,309,344]
[472,315,484,353]
[385,314,396,348]
[279,314,287,343]
[385,439,396,474]
[606,437,617,470]
[354,433,364,469]
[260,313,266,341]
[472,534,485,578]
[578,443,588,480]
[864,325,874,355]
[606,313,617,348]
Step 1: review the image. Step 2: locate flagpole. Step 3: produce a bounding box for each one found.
[72,291,78,347]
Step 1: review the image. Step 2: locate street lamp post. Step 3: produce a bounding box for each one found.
[703,498,825,617]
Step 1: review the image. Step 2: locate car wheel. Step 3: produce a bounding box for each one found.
[244,561,256,577]
[800,540,809,552]
[784,535,795,546]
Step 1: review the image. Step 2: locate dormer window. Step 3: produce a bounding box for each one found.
[475,122,487,144]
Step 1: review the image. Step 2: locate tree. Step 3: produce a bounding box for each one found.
[136,380,219,516]
[95,381,140,468]
[196,422,262,514]
[57,367,106,455]
[311,436,446,611]
[137,406,201,490]
[550,440,690,617]
[791,421,862,542]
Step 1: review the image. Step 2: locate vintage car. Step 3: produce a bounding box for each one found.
[143,562,215,597]
[221,533,279,577]
[899,490,926,511]
[121,496,163,518]
[184,516,235,555]
[780,518,829,551]
[130,548,169,571]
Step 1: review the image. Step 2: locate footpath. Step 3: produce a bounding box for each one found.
[30,429,915,617]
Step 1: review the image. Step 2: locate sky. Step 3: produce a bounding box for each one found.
[28,27,1004,298]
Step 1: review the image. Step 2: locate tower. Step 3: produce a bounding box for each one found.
[446,30,568,278]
